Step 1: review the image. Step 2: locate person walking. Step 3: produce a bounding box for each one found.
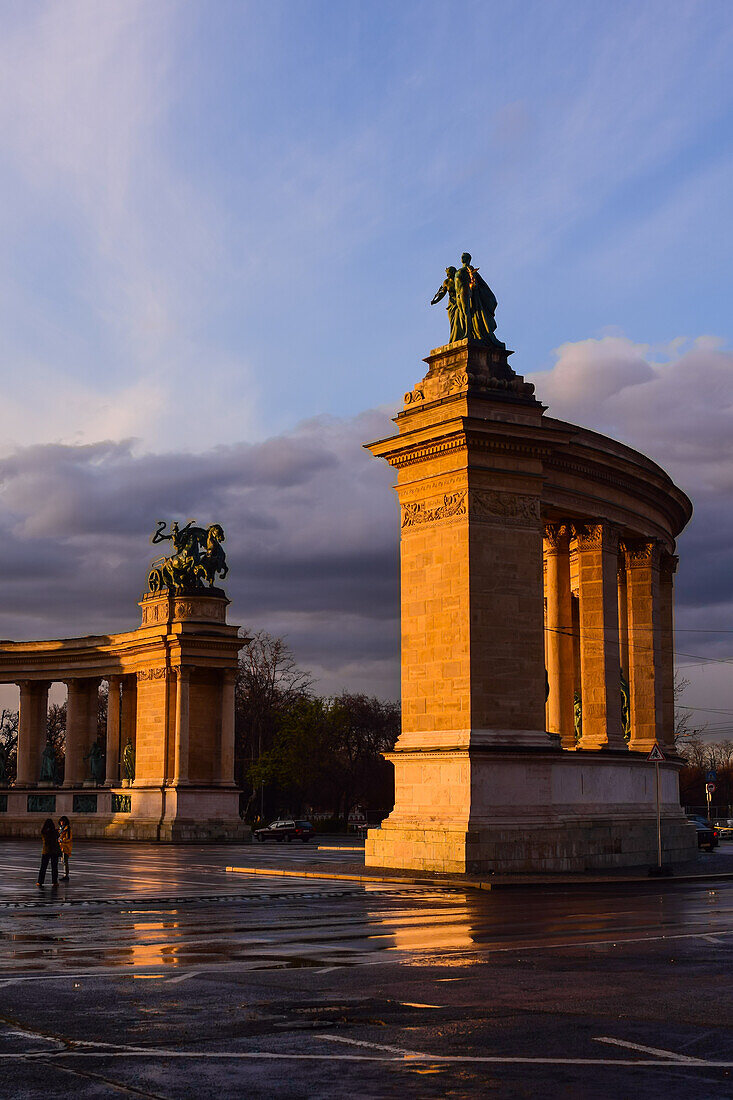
[58,816,72,880]
[37,818,61,888]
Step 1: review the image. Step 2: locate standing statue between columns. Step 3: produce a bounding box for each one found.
[0,521,248,842]
[366,254,697,873]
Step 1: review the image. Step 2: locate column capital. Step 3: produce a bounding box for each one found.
[543,523,571,552]
[621,538,662,570]
[64,677,101,691]
[222,669,238,686]
[106,673,123,687]
[574,522,620,554]
[16,679,51,691]
[174,666,191,682]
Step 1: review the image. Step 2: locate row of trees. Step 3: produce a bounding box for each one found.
[677,735,733,815]
[234,632,399,824]
[0,632,400,826]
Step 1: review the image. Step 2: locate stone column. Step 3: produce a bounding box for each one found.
[575,523,625,749]
[173,667,190,785]
[624,540,664,752]
[659,552,678,749]
[15,681,50,786]
[64,680,87,786]
[544,524,575,747]
[617,563,629,678]
[105,676,122,785]
[219,670,237,785]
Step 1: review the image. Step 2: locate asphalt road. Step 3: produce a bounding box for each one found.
[1,839,732,1099]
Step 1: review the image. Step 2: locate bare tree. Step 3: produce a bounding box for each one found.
[0,708,19,784]
[234,630,313,819]
[674,672,707,749]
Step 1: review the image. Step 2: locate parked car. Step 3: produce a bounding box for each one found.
[253,819,314,843]
[713,818,733,838]
[689,820,719,851]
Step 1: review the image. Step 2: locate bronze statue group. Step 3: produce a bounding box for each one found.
[37,816,72,887]
[431,252,505,348]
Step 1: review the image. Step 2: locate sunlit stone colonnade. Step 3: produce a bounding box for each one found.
[14,675,138,789]
[543,523,677,754]
[365,338,697,873]
[0,593,246,841]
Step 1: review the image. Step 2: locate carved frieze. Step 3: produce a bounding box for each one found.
[140,595,227,625]
[136,668,171,682]
[400,488,541,529]
[404,368,535,409]
[471,490,541,526]
[402,492,467,528]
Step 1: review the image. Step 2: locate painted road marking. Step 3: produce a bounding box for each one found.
[318,1034,426,1057]
[2,1047,733,1067]
[594,1037,707,1064]
[165,971,201,984]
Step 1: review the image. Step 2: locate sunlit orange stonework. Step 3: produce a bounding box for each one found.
[0,594,247,841]
[365,339,697,872]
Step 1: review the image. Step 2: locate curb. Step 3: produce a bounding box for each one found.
[225,865,733,892]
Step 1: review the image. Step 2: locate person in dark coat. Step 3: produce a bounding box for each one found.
[38,818,61,887]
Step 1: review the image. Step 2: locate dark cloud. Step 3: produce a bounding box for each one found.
[3,337,731,708]
[0,409,401,697]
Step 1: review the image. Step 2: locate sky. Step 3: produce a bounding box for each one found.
[0,0,731,734]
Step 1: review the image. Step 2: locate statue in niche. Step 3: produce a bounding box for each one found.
[39,740,57,784]
[573,693,582,742]
[431,252,505,348]
[620,670,631,741]
[122,738,135,783]
[84,741,105,785]
[148,520,228,595]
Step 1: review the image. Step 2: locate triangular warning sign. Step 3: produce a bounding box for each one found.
[647,743,665,762]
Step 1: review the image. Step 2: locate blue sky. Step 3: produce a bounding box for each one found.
[0,0,730,448]
[0,0,732,725]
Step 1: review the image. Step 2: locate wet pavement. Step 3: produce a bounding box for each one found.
[1,839,732,1098]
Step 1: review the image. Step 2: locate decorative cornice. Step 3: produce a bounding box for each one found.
[544,453,689,531]
[386,432,553,470]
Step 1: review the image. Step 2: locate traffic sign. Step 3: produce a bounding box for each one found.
[706,770,717,782]
[647,744,665,762]
[706,782,716,794]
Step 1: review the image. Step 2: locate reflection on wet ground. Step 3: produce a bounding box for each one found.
[0,840,732,981]
[1,841,733,1098]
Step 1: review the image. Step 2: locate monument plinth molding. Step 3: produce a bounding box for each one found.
[365,337,697,873]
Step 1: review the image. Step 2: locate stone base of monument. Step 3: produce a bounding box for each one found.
[0,786,250,843]
[365,748,698,873]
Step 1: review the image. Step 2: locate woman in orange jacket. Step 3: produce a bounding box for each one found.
[58,816,72,880]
